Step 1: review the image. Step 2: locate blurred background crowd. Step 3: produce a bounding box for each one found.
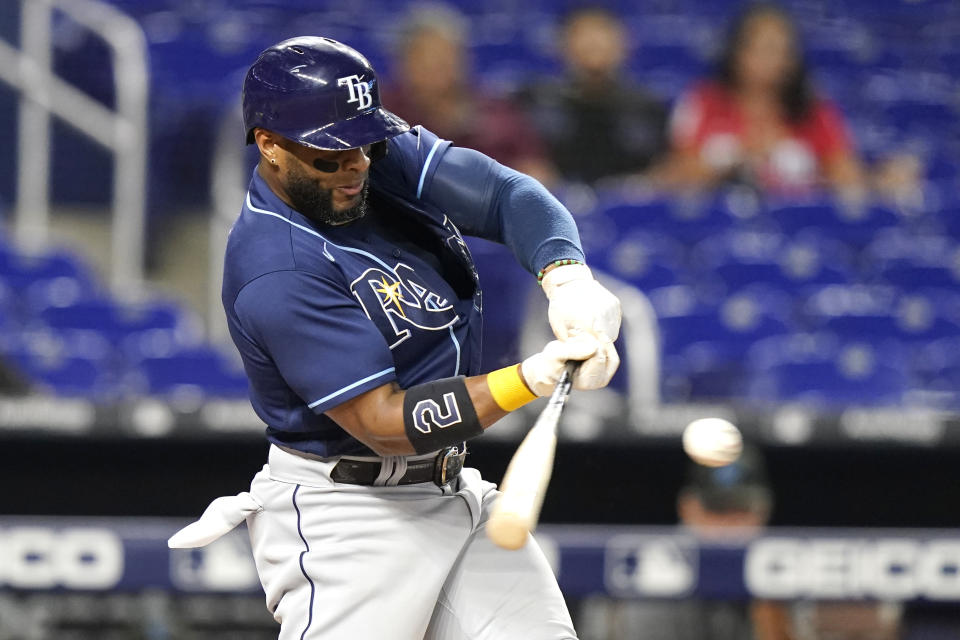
[0,0,958,638]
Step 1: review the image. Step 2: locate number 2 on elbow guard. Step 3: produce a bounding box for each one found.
[402,377,484,454]
[413,393,462,433]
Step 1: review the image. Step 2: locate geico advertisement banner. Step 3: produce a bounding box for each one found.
[0,526,124,590]
[541,527,960,602]
[1,520,959,601]
[745,537,960,600]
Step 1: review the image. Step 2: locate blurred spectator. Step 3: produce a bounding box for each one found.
[517,7,669,186]
[579,446,788,640]
[383,4,554,181]
[579,445,900,640]
[659,3,868,198]
[675,444,772,538]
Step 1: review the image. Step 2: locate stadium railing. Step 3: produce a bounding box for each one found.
[0,0,148,295]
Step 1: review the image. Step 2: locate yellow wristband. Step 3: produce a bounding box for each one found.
[486,364,537,412]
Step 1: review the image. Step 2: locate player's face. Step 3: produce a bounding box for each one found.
[277,140,372,225]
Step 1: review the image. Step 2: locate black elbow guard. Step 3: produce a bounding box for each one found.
[402,376,483,455]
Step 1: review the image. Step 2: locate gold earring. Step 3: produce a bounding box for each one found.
[270,158,277,165]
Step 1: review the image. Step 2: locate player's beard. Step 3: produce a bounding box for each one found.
[285,163,369,226]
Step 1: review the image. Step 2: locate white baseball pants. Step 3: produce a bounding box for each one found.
[245,444,577,639]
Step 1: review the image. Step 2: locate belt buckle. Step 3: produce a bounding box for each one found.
[432,446,463,487]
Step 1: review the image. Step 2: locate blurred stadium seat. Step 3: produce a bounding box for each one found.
[864,229,960,289]
[653,285,794,401]
[0,231,224,400]
[1,0,958,413]
[688,229,854,293]
[746,332,908,407]
[593,230,686,290]
[130,346,249,397]
[3,2,960,638]
[767,200,900,247]
[0,245,96,295]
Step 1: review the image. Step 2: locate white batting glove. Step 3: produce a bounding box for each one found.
[520,335,614,396]
[541,263,622,387]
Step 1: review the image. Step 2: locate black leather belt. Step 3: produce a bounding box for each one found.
[330,446,465,487]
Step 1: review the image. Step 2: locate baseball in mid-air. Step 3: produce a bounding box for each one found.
[682,418,743,467]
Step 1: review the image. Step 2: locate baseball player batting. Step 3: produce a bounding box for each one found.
[169,36,621,639]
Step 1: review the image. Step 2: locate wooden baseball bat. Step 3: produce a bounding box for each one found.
[487,362,577,550]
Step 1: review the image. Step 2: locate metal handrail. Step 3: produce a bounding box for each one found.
[0,0,148,295]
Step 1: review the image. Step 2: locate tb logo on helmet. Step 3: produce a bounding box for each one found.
[337,74,375,110]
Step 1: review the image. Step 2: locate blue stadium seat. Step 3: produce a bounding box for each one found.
[780,230,856,286]
[632,43,706,75]
[132,347,249,397]
[0,246,96,294]
[768,200,900,247]
[598,196,675,234]
[880,262,960,289]
[593,231,686,291]
[801,284,904,339]
[595,191,737,245]
[936,203,960,238]
[884,101,958,135]
[0,326,121,398]
[805,46,864,74]
[37,298,187,347]
[925,152,959,183]
[688,229,848,292]
[746,333,907,407]
[691,230,786,291]
[40,299,134,335]
[658,197,738,245]
[652,285,792,357]
[865,230,960,289]
[23,276,98,314]
[573,211,620,262]
[656,286,794,400]
[913,335,960,377]
[466,239,531,371]
[13,355,119,399]
[894,290,960,342]
[912,337,960,407]
[646,285,716,357]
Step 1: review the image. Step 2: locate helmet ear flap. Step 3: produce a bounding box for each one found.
[369,140,387,162]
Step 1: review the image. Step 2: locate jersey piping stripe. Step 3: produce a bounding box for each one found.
[307,367,396,409]
[292,485,316,640]
[416,138,444,199]
[448,326,461,375]
[245,193,402,279]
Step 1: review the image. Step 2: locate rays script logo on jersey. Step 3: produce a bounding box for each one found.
[411,392,462,434]
[337,74,374,110]
[351,263,458,349]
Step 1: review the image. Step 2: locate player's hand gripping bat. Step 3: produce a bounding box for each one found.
[487,362,577,550]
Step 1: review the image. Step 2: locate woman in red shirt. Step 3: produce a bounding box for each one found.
[661,3,867,196]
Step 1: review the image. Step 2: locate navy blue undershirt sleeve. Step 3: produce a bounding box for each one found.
[379,127,585,275]
[426,146,585,274]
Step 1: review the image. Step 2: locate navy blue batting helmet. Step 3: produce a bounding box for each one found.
[243,36,409,150]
